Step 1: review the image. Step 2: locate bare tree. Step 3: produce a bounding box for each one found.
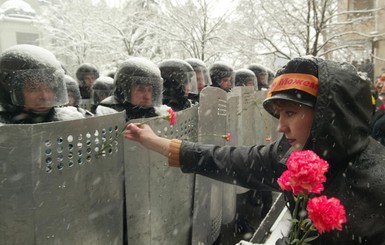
[230,0,382,69]
[37,0,109,73]
[154,0,233,63]
[37,0,164,74]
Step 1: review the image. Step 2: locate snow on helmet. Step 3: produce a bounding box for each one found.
[114,57,163,107]
[209,62,234,91]
[247,64,269,90]
[185,58,211,91]
[75,63,99,86]
[91,76,114,105]
[0,44,68,109]
[234,68,257,87]
[159,58,198,98]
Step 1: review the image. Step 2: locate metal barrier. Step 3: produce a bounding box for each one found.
[124,106,198,245]
[0,112,125,245]
[0,86,279,245]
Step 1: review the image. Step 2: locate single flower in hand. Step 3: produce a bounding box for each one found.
[155,105,176,125]
[97,106,177,156]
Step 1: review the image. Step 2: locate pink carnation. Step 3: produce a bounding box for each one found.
[277,170,292,191]
[222,132,231,142]
[167,108,176,125]
[281,150,329,195]
[307,196,347,234]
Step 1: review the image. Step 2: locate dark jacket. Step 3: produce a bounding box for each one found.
[370,110,385,146]
[79,86,91,99]
[177,58,385,244]
[99,96,158,121]
[0,106,84,124]
[163,96,192,112]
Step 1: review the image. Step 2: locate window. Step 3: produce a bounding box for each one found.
[348,0,375,16]
[16,32,39,45]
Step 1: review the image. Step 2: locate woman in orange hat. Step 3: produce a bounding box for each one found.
[124,56,384,244]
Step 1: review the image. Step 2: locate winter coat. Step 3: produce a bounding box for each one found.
[79,85,91,99]
[171,58,385,244]
[0,106,84,124]
[163,96,192,112]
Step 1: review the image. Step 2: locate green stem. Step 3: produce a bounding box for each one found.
[290,193,301,242]
[298,225,312,244]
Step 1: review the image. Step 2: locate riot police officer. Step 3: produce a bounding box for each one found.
[0,44,83,124]
[75,63,99,99]
[234,68,257,87]
[97,57,163,121]
[247,64,269,90]
[209,62,234,92]
[64,74,94,117]
[90,76,114,114]
[159,59,198,111]
[185,58,211,104]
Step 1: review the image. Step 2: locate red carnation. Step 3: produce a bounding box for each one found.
[167,108,177,125]
[277,170,291,191]
[307,196,347,234]
[283,150,329,195]
[223,132,231,141]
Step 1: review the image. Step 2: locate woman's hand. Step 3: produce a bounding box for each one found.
[124,123,171,157]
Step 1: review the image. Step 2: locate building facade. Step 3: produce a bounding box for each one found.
[0,0,45,52]
[338,0,385,80]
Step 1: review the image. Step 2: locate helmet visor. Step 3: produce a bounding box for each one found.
[10,68,68,109]
[91,88,114,105]
[184,70,198,95]
[123,75,163,107]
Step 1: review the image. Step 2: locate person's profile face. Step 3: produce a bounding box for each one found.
[274,101,314,151]
[23,82,55,112]
[196,71,205,92]
[130,84,153,107]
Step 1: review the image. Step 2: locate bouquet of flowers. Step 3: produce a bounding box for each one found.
[277,150,347,244]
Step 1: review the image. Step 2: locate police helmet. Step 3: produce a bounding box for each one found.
[114,57,163,107]
[159,59,198,99]
[0,44,68,110]
[64,75,81,107]
[234,68,257,87]
[185,58,211,91]
[248,64,269,90]
[91,76,115,105]
[75,63,99,86]
[209,62,234,89]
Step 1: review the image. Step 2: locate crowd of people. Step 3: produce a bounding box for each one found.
[1,44,385,244]
[0,43,275,243]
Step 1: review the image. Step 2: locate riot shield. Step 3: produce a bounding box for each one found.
[124,105,199,244]
[0,112,125,245]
